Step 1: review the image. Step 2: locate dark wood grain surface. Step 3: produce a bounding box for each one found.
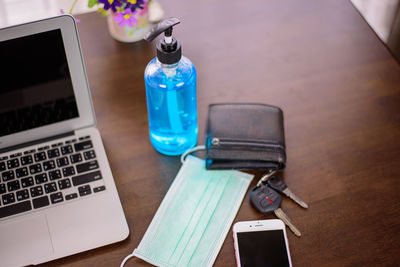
[40,0,400,266]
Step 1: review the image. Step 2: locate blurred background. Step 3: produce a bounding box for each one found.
[0,0,399,61]
[0,0,95,27]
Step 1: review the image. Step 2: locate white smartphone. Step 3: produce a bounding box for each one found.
[233,219,292,267]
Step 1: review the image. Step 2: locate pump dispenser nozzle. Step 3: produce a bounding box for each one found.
[144,17,182,64]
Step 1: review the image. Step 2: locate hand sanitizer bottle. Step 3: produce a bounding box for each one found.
[143,18,198,155]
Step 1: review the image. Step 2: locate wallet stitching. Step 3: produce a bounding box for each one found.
[207,139,285,151]
[206,138,285,151]
[206,148,286,162]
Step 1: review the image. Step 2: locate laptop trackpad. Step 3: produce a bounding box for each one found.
[0,214,53,266]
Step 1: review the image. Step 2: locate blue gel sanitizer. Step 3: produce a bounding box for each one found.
[144,18,198,155]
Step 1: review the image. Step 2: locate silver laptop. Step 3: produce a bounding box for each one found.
[0,15,129,266]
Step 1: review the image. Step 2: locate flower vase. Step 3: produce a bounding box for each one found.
[107,4,151,43]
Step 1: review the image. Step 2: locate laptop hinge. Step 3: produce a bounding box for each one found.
[0,131,75,154]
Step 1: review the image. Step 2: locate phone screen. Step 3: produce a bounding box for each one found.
[237,230,290,267]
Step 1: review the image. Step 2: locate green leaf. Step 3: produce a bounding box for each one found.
[88,0,99,8]
[97,7,108,16]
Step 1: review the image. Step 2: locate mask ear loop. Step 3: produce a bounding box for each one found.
[180,145,205,164]
[120,252,135,267]
[120,146,205,266]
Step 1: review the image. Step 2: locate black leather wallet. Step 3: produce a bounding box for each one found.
[205,103,286,170]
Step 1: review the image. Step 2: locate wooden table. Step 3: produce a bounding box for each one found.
[41,0,400,265]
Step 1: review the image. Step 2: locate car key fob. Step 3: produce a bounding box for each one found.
[267,176,287,192]
[250,183,282,214]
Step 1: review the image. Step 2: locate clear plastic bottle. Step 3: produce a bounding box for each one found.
[144,56,198,155]
[144,18,198,155]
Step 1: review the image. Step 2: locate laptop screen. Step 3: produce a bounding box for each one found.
[0,29,79,138]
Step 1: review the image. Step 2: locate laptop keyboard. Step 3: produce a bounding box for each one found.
[0,135,106,219]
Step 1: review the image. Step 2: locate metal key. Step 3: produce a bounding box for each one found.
[267,176,309,209]
[250,184,301,237]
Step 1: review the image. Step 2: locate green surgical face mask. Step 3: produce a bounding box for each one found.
[130,156,253,267]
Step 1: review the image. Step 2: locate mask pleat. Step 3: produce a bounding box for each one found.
[132,156,253,267]
[144,158,211,262]
[188,175,249,266]
[172,174,229,266]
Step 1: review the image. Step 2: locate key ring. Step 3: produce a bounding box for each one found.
[256,169,277,187]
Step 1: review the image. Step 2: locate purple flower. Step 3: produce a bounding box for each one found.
[98,0,122,12]
[114,9,138,27]
[123,0,147,11]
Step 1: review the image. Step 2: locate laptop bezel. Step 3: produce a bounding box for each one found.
[0,15,95,150]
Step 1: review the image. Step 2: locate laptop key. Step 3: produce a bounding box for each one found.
[0,161,6,171]
[0,200,32,219]
[37,146,50,151]
[32,196,50,209]
[2,193,15,205]
[35,173,48,184]
[21,176,34,188]
[10,153,22,158]
[56,157,69,167]
[62,166,75,177]
[0,184,6,194]
[65,193,78,200]
[93,185,106,193]
[83,150,96,160]
[30,185,43,197]
[7,180,20,192]
[52,142,63,148]
[15,167,28,178]
[50,192,64,204]
[44,182,57,194]
[29,163,42,175]
[47,148,60,159]
[49,170,62,180]
[76,160,99,174]
[34,152,47,162]
[74,140,93,152]
[7,158,19,169]
[78,185,92,196]
[61,145,73,155]
[43,160,56,171]
[2,170,15,182]
[70,153,83,164]
[16,189,29,201]
[23,149,36,155]
[21,155,33,165]
[58,178,71,190]
[72,170,102,186]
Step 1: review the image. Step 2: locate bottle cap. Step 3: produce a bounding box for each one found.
[144,17,182,64]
